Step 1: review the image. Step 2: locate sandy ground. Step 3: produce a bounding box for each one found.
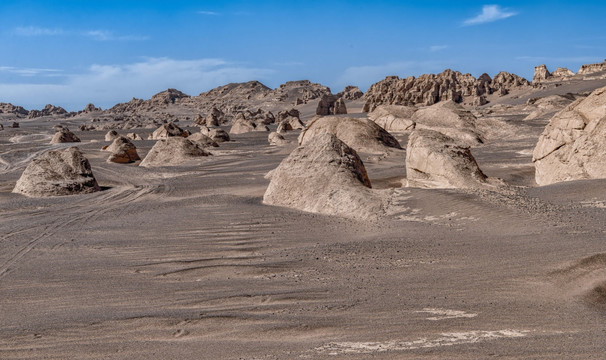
[1,90,606,359]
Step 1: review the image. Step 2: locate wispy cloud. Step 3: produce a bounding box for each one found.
[0,66,64,77]
[84,30,148,41]
[429,45,449,52]
[463,5,517,26]
[13,26,64,36]
[0,57,273,110]
[198,11,219,16]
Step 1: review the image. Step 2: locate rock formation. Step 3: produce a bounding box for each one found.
[105,136,141,163]
[105,130,120,142]
[276,109,305,132]
[533,65,551,83]
[0,124,3,131]
[188,132,219,147]
[533,85,606,185]
[140,137,211,167]
[13,147,100,197]
[28,104,68,118]
[229,111,271,134]
[316,95,347,115]
[578,60,606,75]
[268,132,288,146]
[263,133,383,219]
[194,106,225,126]
[337,86,364,100]
[83,103,102,113]
[411,100,483,146]
[299,116,401,154]
[405,129,495,189]
[0,103,28,115]
[363,69,530,112]
[51,128,81,144]
[552,67,575,78]
[201,127,230,142]
[11,122,19,128]
[149,122,189,140]
[126,132,143,141]
[368,105,416,132]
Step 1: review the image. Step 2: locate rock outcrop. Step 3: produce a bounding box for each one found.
[363,70,530,112]
[28,104,68,119]
[51,128,81,144]
[140,137,211,167]
[405,129,494,189]
[368,105,416,132]
[83,103,102,113]
[105,136,141,163]
[263,133,383,219]
[276,109,305,132]
[149,122,189,140]
[229,110,272,134]
[126,132,143,141]
[299,116,401,154]
[13,147,100,197]
[105,130,120,142]
[188,132,219,147]
[411,100,483,146]
[533,65,551,83]
[578,60,606,75]
[194,106,225,127]
[552,67,575,78]
[533,85,606,185]
[316,95,347,115]
[11,122,20,128]
[201,126,230,142]
[268,132,288,146]
[0,103,28,115]
[337,86,364,100]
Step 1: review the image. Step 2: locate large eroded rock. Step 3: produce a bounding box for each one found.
[105,136,141,163]
[13,147,100,197]
[140,137,211,167]
[149,122,189,140]
[405,129,496,189]
[263,133,383,219]
[368,105,417,132]
[411,100,483,146]
[298,116,401,154]
[50,128,81,144]
[533,85,606,185]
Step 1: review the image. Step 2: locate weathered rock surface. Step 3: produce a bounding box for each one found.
[363,69,530,111]
[299,116,401,154]
[83,103,102,113]
[28,104,68,119]
[368,105,416,132]
[0,103,28,115]
[336,86,364,100]
[13,147,100,197]
[229,111,271,134]
[533,85,606,185]
[578,60,606,75]
[126,132,143,141]
[201,127,230,142]
[552,67,575,78]
[105,136,141,163]
[268,132,288,146]
[51,128,81,144]
[105,130,120,142]
[276,109,305,132]
[411,101,483,146]
[316,95,347,115]
[140,137,211,167]
[533,65,551,83]
[188,132,219,147]
[149,122,189,140]
[405,129,494,189]
[263,133,383,219]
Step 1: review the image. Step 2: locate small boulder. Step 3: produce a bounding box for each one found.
[201,127,231,142]
[105,136,141,163]
[149,122,189,140]
[268,132,288,146]
[13,147,100,197]
[140,137,211,167]
[188,132,219,147]
[51,128,81,144]
[126,132,143,141]
[105,130,120,142]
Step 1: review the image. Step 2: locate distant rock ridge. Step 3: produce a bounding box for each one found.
[27,104,68,119]
[0,103,28,115]
[578,59,606,75]
[533,60,606,84]
[362,69,529,112]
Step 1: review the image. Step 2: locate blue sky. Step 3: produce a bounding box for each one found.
[1,1,605,110]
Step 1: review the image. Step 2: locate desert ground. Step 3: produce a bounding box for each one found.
[1,69,606,359]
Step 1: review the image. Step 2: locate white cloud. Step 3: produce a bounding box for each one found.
[429,45,449,52]
[198,11,219,15]
[0,66,64,77]
[0,57,273,110]
[84,30,148,41]
[463,5,517,26]
[13,26,64,36]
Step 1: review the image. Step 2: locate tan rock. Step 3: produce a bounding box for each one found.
[368,105,416,132]
[149,122,189,140]
[298,116,401,154]
[201,127,230,142]
[140,137,211,167]
[13,147,100,197]
[105,136,141,163]
[316,95,347,115]
[268,132,288,146]
[263,133,383,219]
[188,132,219,147]
[533,86,606,185]
[405,129,496,189]
[411,100,483,146]
[51,128,81,144]
[533,64,551,83]
[126,132,143,141]
[105,130,120,142]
